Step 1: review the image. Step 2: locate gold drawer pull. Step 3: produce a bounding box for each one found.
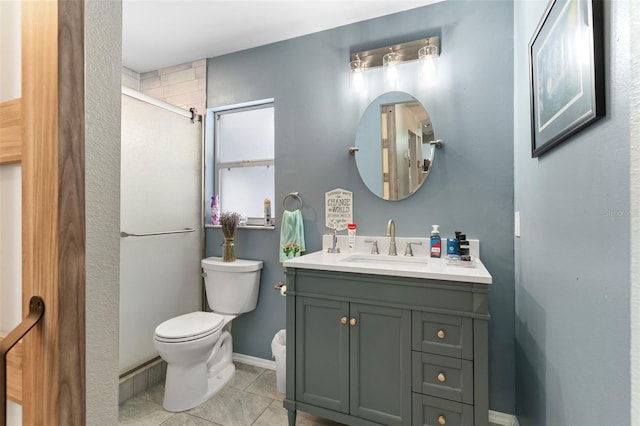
[340,316,348,325]
[437,329,446,339]
[437,372,446,383]
[350,318,357,326]
[438,415,446,425]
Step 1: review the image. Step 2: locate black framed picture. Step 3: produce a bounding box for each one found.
[529,0,604,157]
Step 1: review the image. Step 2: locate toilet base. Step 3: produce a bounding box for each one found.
[161,331,235,412]
[205,362,235,400]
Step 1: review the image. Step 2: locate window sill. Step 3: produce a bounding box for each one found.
[205,224,275,231]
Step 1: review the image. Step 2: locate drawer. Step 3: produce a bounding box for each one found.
[412,393,473,426]
[412,312,473,359]
[412,352,473,404]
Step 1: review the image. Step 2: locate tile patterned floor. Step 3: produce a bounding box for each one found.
[118,362,344,426]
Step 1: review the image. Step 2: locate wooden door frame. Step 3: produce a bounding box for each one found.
[0,0,86,423]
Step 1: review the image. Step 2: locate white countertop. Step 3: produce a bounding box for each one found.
[283,249,492,284]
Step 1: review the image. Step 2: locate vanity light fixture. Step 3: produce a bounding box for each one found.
[349,36,440,73]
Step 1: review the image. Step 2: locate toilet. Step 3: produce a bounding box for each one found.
[153,256,263,412]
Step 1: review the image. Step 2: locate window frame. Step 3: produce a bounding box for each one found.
[213,101,275,222]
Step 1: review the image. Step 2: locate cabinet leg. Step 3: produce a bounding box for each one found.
[287,409,297,426]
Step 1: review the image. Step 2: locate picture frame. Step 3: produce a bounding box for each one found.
[529,0,604,157]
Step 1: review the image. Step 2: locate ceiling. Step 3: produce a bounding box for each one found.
[122,0,442,73]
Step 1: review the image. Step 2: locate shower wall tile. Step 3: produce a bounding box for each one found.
[195,65,206,79]
[157,62,192,76]
[133,368,150,395]
[143,87,165,99]
[161,68,196,86]
[167,92,205,111]
[119,360,167,405]
[163,79,199,98]
[140,76,161,91]
[119,377,134,405]
[123,59,207,115]
[148,362,166,387]
[122,67,138,78]
[122,67,141,90]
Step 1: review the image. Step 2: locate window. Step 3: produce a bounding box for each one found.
[213,102,274,223]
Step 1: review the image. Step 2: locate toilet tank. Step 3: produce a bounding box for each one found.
[201,257,263,314]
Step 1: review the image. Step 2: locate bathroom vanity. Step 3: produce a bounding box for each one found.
[283,245,491,426]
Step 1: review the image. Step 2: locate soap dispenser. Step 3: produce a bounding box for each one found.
[430,225,441,258]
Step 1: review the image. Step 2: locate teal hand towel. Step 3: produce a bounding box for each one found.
[280,210,306,263]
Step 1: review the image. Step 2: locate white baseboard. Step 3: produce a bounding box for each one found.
[489,410,518,426]
[232,352,276,370]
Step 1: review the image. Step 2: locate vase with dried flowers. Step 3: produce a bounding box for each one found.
[220,212,241,262]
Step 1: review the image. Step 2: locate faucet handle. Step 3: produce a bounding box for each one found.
[404,241,422,257]
[364,239,379,255]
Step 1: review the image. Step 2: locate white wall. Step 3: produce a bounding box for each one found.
[85,0,122,423]
[0,0,23,424]
[630,1,640,423]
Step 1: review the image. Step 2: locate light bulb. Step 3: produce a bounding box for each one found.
[418,44,439,84]
[350,56,366,94]
[383,51,399,88]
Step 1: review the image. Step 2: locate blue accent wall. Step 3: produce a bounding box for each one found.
[514,1,631,425]
[206,1,515,413]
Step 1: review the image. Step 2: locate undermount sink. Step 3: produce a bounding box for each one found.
[340,254,428,265]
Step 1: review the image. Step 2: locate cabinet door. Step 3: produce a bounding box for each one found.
[295,297,350,413]
[350,304,411,426]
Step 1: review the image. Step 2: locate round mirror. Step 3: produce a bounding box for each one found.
[354,91,436,201]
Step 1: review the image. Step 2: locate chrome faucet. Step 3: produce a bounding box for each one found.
[327,220,341,254]
[386,219,397,256]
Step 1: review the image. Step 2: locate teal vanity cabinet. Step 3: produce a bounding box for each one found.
[294,296,411,425]
[283,267,490,426]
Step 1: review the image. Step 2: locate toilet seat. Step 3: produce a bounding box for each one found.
[154,311,224,343]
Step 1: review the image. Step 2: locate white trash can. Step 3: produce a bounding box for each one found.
[271,329,286,394]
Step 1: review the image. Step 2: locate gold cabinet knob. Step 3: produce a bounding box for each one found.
[340,316,348,325]
[437,372,446,383]
[437,329,446,339]
[349,318,357,326]
[438,415,446,425]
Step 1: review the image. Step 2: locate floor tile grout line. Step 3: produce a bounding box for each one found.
[249,396,277,426]
[188,409,225,425]
[245,367,268,390]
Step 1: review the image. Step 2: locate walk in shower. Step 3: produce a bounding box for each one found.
[119,88,203,375]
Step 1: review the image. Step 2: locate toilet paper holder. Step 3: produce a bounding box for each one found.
[274,281,286,296]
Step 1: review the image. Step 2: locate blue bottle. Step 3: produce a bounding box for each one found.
[430,225,441,258]
[447,234,459,257]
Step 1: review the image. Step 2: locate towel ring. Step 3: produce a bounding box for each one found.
[283,192,303,211]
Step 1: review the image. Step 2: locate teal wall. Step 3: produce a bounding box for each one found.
[206,1,515,413]
[514,0,631,425]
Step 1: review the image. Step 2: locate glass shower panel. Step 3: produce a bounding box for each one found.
[120,93,202,373]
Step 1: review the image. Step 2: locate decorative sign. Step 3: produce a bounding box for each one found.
[325,188,353,231]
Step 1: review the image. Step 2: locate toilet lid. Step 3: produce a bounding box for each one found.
[155,311,224,341]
